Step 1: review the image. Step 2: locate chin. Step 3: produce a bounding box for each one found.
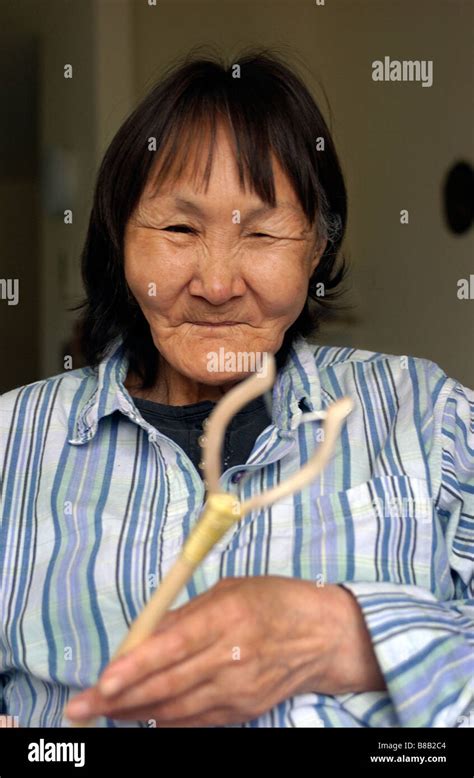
[189,368,246,385]
[185,341,271,382]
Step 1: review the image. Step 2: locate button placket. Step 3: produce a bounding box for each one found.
[197,415,211,488]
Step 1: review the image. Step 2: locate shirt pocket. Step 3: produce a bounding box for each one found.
[209,474,435,588]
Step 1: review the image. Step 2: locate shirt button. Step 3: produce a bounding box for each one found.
[231,471,246,483]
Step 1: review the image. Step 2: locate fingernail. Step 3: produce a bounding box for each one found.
[99,676,124,697]
[66,699,92,719]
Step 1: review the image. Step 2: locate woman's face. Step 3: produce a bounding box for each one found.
[124,124,326,387]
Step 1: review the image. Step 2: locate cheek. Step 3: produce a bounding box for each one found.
[124,239,190,307]
[246,251,310,312]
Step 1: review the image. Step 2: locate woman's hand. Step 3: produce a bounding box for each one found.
[65,576,385,727]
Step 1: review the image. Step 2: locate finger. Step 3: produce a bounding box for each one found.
[98,643,225,714]
[65,684,112,721]
[104,682,229,724]
[112,704,237,727]
[97,602,221,698]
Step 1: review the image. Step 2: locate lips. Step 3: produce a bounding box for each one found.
[192,321,241,326]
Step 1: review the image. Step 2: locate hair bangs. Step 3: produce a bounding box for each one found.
[148,97,280,214]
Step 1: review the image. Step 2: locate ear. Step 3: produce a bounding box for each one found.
[310,236,327,274]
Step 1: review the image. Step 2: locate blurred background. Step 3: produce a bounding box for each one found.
[0,0,472,393]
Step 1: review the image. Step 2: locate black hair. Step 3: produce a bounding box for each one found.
[72,46,349,388]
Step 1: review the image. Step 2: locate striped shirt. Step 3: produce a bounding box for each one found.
[1,336,473,728]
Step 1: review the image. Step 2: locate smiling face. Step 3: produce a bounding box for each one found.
[124,123,326,403]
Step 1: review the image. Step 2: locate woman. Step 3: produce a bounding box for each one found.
[1,51,473,729]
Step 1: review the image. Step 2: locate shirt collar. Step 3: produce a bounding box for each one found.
[69,335,324,445]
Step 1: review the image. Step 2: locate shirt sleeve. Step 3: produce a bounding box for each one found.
[0,393,8,719]
[0,675,5,715]
[341,378,474,727]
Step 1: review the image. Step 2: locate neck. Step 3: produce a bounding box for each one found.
[124,358,240,405]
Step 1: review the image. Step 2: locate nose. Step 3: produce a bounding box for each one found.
[188,238,245,305]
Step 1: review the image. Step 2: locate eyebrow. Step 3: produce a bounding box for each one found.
[152,195,300,224]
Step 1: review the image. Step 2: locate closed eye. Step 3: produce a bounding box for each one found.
[162,224,196,234]
[248,232,276,238]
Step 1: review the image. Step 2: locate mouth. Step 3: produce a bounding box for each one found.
[191,321,242,327]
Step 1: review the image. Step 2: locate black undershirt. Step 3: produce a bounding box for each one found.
[132,394,272,479]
